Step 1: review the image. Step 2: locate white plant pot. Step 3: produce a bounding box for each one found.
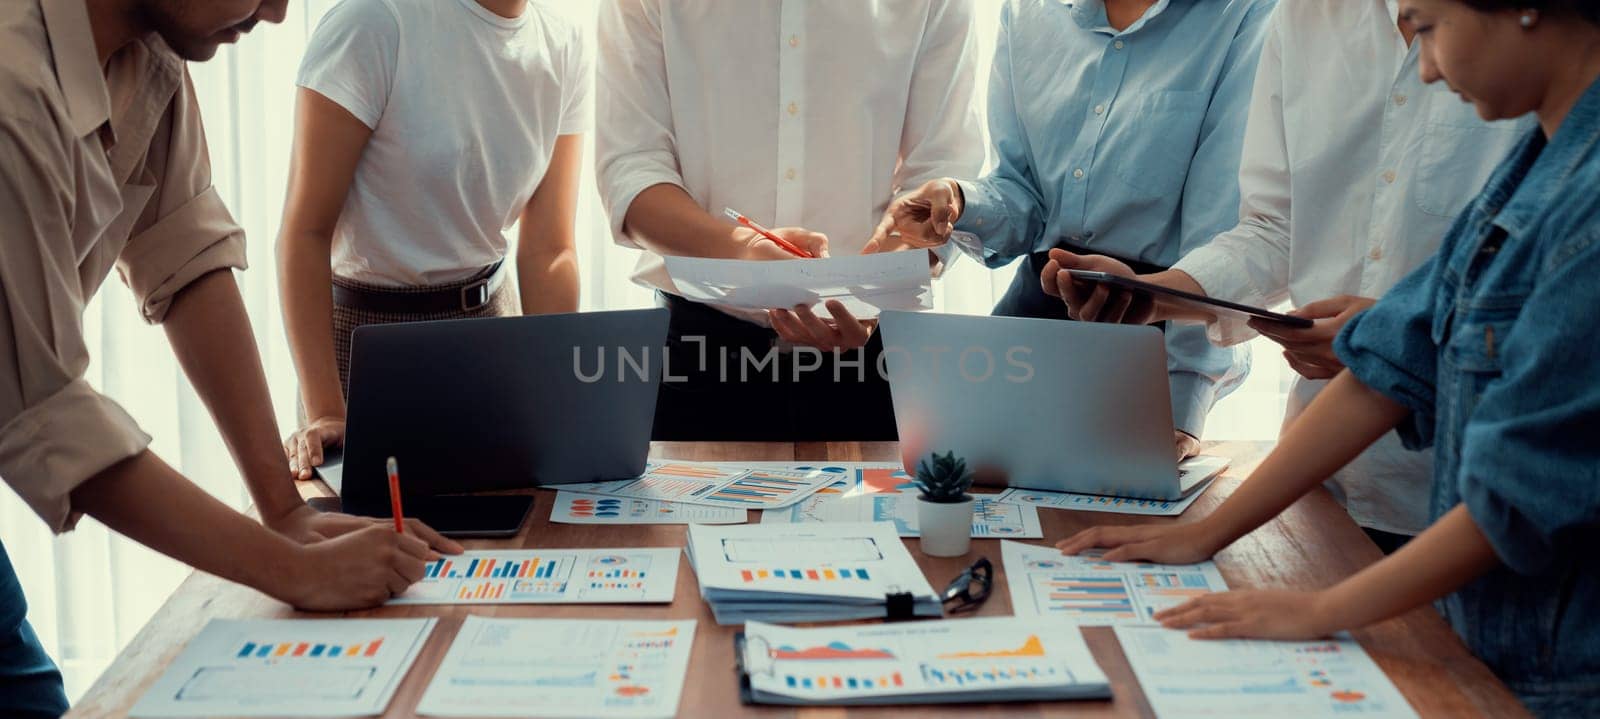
[917,495,974,557]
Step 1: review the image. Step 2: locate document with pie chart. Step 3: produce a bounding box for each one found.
[418,617,696,719]
[388,549,679,605]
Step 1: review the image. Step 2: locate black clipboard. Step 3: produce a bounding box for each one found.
[1066,270,1313,328]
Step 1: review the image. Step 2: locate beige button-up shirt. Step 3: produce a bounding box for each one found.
[0,0,247,532]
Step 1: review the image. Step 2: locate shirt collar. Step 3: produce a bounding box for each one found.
[1057,0,1175,36]
[40,0,111,139]
[1491,76,1600,237]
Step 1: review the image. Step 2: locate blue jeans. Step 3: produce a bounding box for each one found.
[0,538,68,718]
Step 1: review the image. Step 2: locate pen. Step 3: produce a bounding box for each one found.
[386,456,405,534]
[724,207,814,258]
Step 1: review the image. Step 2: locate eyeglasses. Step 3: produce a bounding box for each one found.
[941,557,993,613]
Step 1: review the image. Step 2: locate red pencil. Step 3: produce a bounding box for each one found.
[724,207,814,258]
[385,456,405,533]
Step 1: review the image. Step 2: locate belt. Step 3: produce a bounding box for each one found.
[332,262,505,315]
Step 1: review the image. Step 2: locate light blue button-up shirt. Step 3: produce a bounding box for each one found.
[951,0,1273,437]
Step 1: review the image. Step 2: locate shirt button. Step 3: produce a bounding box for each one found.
[1114,40,1125,50]
[1393,94,1408,106]
[1382,170,1397,184]
[789,35,800,48]
[786,168,797,181]
[1369,247,1384,261]
[1073,168,1085,180]
[1094,104,1106,115]
[787,102,799,116]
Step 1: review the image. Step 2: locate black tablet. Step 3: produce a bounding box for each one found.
[1066,270,1313,328]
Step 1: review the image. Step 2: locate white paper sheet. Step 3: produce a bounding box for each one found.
[558,463,836,509]
[759,464,1042,538]
[417,617,696,719]
[687,522,936,603]
[1115,626,1419,718]
[550,491,747,525]
[130,618,435,718]
[993,456,1230,517]
[1001,540,1229,624]
[662,251,933,318]
[389,549,678,605]
[741,617,1108,704]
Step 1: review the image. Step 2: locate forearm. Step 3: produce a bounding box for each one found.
[1200,372,1408,546]
[621,183,755,258]
[517,246,580,314]
[1137,268,1220,323]
[1316,506,1499,629]
[278,230,345,423]
[162,270,302,521]
[71,450,303,595]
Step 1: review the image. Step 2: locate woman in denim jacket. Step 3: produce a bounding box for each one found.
[1056,0,1600,713]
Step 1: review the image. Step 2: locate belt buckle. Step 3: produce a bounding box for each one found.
[460,278,491,312]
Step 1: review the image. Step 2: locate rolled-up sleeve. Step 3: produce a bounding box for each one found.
[951,1,1048,268]
[594,0,684,248]
[115,73,246,324]
[1334,251,1443,451]
[1455,232,1600,575]
[0,113,152,533]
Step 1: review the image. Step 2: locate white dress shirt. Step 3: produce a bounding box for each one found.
[1172,0,1530,535]
[595,0,984,317]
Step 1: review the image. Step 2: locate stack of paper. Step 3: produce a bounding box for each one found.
[686,522,941,625]
[1001,540,1230,624]
[759,463,1043,538]
[739,617,1110,705]
[556,462,836,509]
[130,618,435,717]
[662,251,933,318]
[418,617,696,719]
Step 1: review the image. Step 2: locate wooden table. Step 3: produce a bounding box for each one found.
[70,442,1527,718]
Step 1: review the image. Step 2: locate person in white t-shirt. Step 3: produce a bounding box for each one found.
[1045,0,1529,552]
[279,0,592,479]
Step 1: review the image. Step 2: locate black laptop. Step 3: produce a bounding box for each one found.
[314,309,669,536]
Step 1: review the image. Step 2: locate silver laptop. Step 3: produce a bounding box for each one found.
[877,311,1218,501]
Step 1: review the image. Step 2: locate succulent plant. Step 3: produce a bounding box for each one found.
[914,451,976,504]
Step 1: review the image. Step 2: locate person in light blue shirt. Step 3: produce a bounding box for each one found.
[871,0,1273,457]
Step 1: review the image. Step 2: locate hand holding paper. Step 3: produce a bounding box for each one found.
[663,250,933,318]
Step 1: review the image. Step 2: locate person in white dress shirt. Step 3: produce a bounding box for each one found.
[1045,0,1529,551]
[596,0,984,441]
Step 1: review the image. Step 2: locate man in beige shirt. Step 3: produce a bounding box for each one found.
[0,2,453,712]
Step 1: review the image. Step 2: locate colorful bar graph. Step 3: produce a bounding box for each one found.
[1042,576,1136,617]
[238,638,384,660]
[919,663,1056,686]
[738,567,871,583]
[784,672,904,691]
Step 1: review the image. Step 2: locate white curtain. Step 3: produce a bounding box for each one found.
[0,0,1288,701]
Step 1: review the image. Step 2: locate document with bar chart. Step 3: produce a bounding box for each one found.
[550,491,747,525]
[390,549,679,605]
[738,617,1109,705]
[129,618,435,717]
[555,463,836,509]
[686,522,941,624]
[759,464,1042,538]
[1001,540,1228,624]
[1115,626,1418,718]
[417,617,696,718]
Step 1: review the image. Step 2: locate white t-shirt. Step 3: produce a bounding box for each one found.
[298,0,593,286]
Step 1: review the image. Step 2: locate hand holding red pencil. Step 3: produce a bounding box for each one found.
[725,208,830,260]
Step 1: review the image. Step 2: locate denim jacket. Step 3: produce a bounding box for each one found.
[1335,78,1600,717]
